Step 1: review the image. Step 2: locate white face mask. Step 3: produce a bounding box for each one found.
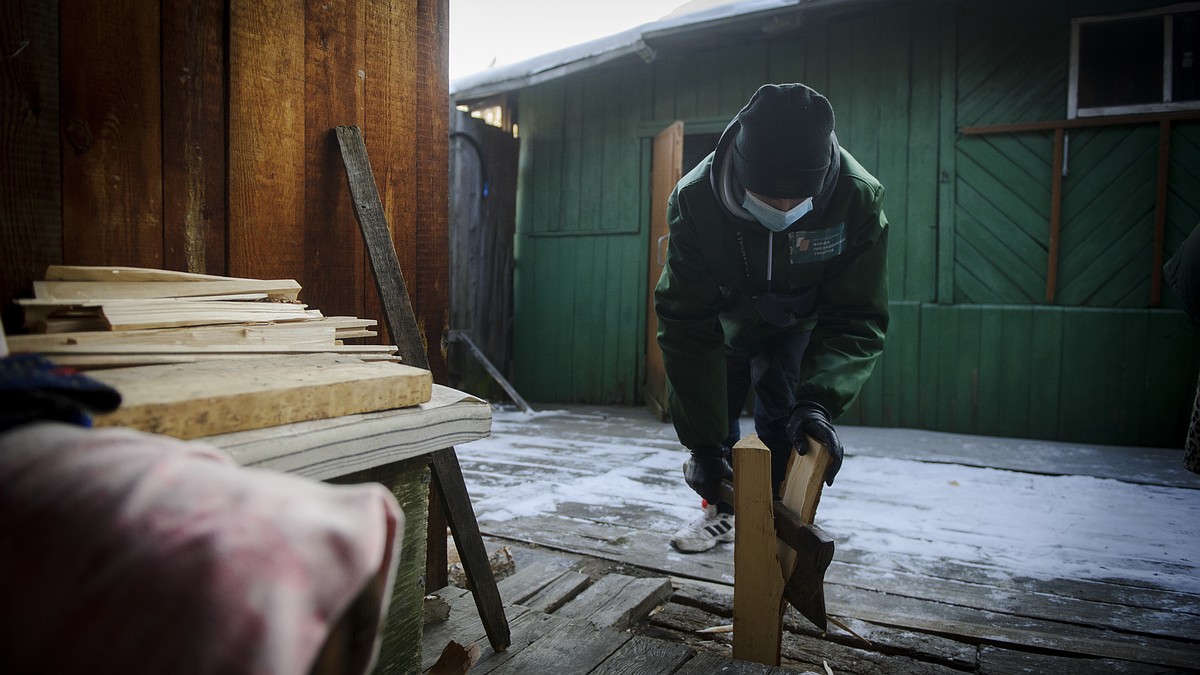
[742,191,813,232]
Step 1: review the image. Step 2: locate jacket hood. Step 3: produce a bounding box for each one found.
[709,117,842,229]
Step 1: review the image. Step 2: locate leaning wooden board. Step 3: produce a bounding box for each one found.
[90,353,432,439]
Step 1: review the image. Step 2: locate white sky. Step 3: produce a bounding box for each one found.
[449,0,693,81]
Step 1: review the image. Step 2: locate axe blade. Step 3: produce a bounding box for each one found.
[775,503,835,631]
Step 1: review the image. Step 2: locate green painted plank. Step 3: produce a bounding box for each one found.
[977,308,1005,437]
[571,235,601,399]
[997,306,1033,437]
[1026,308,1064,440]
[1059,310,1129,444]
[936,7,957,304]
[1117,311,1152,446]
[954,307,983,433]
[561,79,585,233]
[891,302,922,428]
[916,305,955,430]
[529,82,565,236]
[612,235,643,404]
[903,3,942,303]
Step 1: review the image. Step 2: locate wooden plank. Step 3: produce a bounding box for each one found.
[44,352,400,369]
[336,125,429,371]
[497,560,573,605]
[301,0,365,325]
[90,353,431,439]
[731,434,784,666]
[413,0,450,384]
[1047,127,1065,302]
[44,265,248,283]
[431,448,512,653]
[330,456,432,675]
[588,635,696,675]
[161,0,226,276]
[420,588,532,673]
[467,610,568,675]
[60,0,162,270]
[978,644,1194,675]
[227,1,304,282]
[33,279,301,301]
[361,0,418,348]
[101,304,320,331]
[484,620,630,675]
[674,650,788,675]
[0,0,61,333]
[521,570,590,614]
[556,574,673,630]
[823,582,1197,670]
[6,322,341,349]
[31,343,395,355]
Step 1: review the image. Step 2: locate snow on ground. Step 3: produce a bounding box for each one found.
[457,407,1200,596]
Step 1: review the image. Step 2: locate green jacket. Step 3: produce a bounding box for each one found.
[654,147,889,448]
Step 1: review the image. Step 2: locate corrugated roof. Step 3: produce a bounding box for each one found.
[451,0,867,102]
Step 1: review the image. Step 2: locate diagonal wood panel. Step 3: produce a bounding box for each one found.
[954,134,1053,304]
[1059,126,1158,306]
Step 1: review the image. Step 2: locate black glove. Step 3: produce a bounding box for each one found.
[682,443,733,503]
[785,401,844,486]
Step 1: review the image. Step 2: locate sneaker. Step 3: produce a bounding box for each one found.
[670,504,735,553]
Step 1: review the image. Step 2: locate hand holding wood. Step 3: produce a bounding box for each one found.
[786,401,843,485]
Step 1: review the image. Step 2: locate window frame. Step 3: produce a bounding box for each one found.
[1069,2,1200,118]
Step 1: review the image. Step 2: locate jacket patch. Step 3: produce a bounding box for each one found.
[789,222,845,263]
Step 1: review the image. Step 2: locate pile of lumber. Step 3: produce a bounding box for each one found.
[8,265,399,369]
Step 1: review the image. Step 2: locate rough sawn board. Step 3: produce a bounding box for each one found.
[91,353,431,438]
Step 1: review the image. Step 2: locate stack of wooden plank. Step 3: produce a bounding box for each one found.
[8,265,399,369]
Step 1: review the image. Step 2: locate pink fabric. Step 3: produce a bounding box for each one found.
[0,422,402,675]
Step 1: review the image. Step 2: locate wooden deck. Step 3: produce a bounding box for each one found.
[431,404,1200,674]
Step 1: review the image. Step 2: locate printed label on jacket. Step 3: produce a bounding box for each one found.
[789,222,845,263]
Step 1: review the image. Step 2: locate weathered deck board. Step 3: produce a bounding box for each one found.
[555,573,673,630]
[447,405,1200,674]
[484,619,631,674]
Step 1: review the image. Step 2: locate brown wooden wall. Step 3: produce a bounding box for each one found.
[0,0,449,381]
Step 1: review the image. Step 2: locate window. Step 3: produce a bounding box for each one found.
[1070,3,1200,117]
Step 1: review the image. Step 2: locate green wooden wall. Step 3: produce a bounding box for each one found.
[509,0,1200,448]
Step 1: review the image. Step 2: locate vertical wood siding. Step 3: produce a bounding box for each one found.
[506,0,1199,446]
[0,0,450,384]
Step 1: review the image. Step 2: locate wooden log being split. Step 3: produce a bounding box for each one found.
[731,434,832,667]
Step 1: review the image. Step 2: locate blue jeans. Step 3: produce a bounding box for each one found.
[724,330,813,495]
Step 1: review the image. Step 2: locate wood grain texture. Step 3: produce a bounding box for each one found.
[731,434,784,666]
[227,0,304,282]
[362,0,419,349]
[33,279,301,301]
[431,447,512,652]
[413,0,449,384]
[302,0,366,324]
[337,125,429,370]
[329,457,431,675]
[91,353,431,438]
[0,0,60,333]
[161,0,226,275]
[60,0,162,269]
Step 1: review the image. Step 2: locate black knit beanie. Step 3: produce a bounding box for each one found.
[732,83,835,198]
